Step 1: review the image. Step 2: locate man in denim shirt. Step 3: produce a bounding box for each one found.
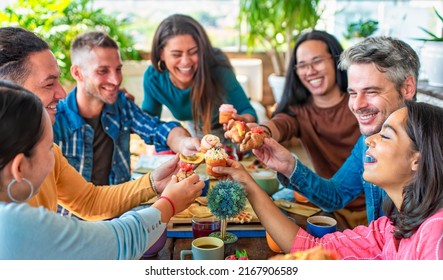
[255,36,419,223]
[53,31,200,186]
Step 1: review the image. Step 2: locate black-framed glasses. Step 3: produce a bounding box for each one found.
[293,56,333,75]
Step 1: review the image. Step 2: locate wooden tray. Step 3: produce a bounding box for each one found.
[274,199,321,217]
[168,199,262,232]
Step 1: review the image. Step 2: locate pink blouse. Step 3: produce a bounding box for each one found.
[292,209,443,260]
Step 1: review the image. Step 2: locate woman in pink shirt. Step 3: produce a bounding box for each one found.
[215,100,443,260]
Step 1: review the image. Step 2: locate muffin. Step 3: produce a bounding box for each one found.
[200,134,222,153]
[219,104,237,124]
[204,146,228,178]
[224,119,249,143]
[176,162,195,182]
[240,126,270,151]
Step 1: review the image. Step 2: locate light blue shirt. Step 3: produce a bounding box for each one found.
[278,135,387,223]
[0,202,165,260]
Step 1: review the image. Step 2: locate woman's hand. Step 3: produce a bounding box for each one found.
[212,159,259,194]
[253,138,296,178]
[232,113,256,123]
[151,154,181,193]
[159,174,204,217]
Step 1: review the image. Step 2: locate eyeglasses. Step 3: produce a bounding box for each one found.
[294,56,333,75]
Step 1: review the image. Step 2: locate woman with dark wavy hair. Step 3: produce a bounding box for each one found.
[217,101,443,259]
[253,30,363,228]
[143,14,257,139]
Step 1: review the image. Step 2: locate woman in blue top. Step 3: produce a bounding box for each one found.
[0,81,204,259]
[143,14,257,140]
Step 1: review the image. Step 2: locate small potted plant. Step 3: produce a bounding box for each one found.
[415,7,443,87]
[207,179,247,243]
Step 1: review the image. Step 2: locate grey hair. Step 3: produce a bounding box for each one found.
[339,36,420,94]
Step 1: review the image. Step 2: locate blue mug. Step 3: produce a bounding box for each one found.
[198,174,210,196]
[306,216,337,238]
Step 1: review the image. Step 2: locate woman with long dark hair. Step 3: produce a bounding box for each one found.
[217,101,443,259]
[143,14,257,140]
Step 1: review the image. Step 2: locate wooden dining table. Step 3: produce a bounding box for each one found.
[140,209,344,260]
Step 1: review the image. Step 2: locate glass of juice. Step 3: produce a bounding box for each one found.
[192,216,221,239]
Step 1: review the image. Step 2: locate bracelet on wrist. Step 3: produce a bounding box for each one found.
[149,173,159,196]
[259,124,273,137]
[159,195,176,216]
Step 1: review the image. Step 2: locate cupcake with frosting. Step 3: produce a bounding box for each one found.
[219,104,237,124]
[201,134,222,153]
[204,146,228,178]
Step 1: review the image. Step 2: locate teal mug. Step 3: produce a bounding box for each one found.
[250,170,279,196]
[180,236,224,260]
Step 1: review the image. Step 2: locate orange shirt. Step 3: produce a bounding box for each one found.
[27,145,155,221]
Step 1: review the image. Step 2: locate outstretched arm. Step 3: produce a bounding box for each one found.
[213,159,299,252]
[167,127,201,156]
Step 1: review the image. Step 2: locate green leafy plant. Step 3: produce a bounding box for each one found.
[0,0,141,83]
[416,7,443,42]
[207,179,246,240]
[238,0,322,76]
[343,19,379,39]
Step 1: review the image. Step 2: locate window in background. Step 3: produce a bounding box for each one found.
[93,0,241,52]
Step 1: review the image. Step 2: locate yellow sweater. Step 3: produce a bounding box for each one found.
[27,145,156,221]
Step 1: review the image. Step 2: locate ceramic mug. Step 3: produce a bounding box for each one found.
[306,216,337,238]
[250,170,279,195]
[180,236,224,260]
[198,174,210,196]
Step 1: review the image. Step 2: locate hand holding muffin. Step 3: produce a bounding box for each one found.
[240,126,270,151]
[224,119,249,143]
[204,146,228,178]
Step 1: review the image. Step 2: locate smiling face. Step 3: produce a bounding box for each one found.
[76,47,123,105]
[347,63,405,136]
[363,107,418,199]
[161,34,199,89]
[21,50,67,124]
[295,40,337,98]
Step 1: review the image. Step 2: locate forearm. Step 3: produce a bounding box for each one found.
[247,182,299,253]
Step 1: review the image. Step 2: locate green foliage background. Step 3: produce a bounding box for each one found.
[0,0,141,83]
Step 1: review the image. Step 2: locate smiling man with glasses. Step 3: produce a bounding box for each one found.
[249,30,363,228]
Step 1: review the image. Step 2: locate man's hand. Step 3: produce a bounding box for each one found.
[179,137,201,156]
[253,138,295,178]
